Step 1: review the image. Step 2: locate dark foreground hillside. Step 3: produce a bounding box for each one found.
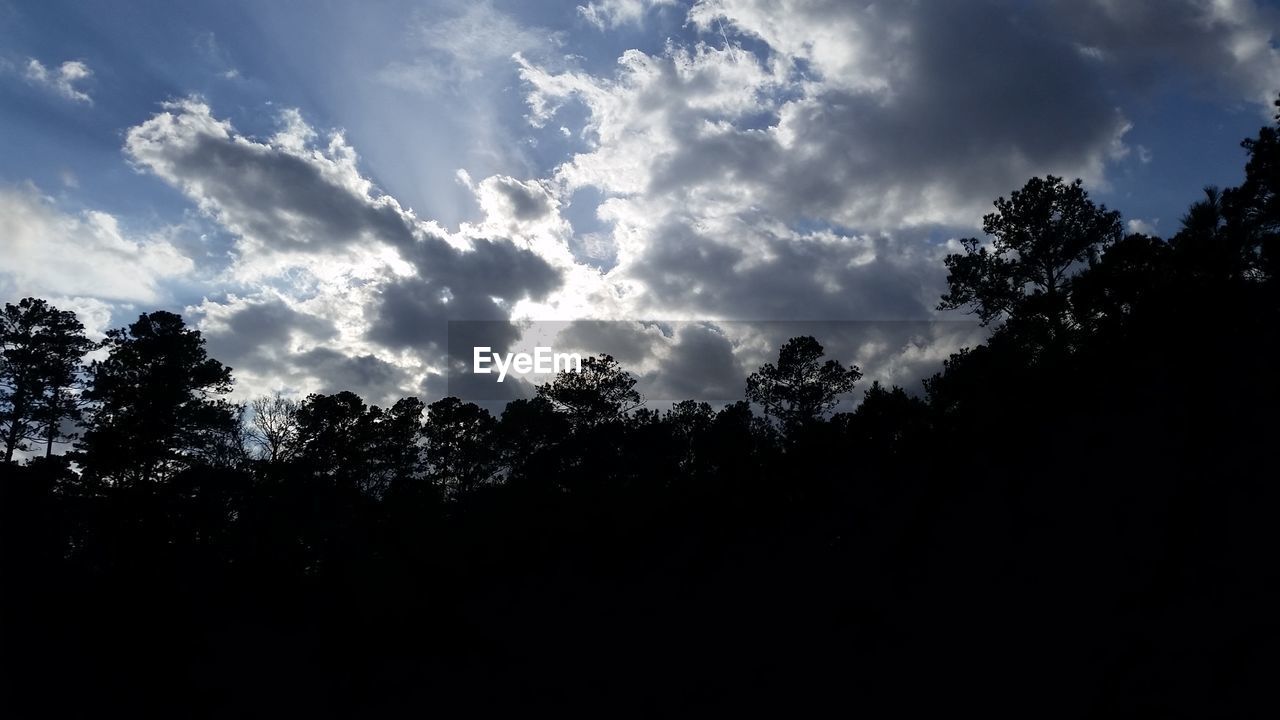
[3,108,1280,717]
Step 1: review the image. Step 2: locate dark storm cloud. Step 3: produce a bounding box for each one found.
[635,322,745,403]
[555,320,670,366]
[628,220,937,321]
[1046,0,1280,105]
[126,104,415,254]
[368,235,562,351]
[196,297,413,405]
[202,298,337,368]
[489,176,555,221]
[290,347,416,406]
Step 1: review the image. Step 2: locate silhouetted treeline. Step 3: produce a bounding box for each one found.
[3,106,1280,717]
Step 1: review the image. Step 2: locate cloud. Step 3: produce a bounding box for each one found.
[516,5,1132,337]
[476,175,557,223]
[498,0,1280,399]
[193,31,242,82]
[1047,0,1280,110]
[1127,218,1159,236]
[289,347,420,406]
[377,0,557,95]
[125,100,413,263]
[507,0,1280,351]
[637,322,745,402]
[618,222,942,321]
[48,296,115,340]
[125,99,564,401]
[197,295,338,368]
[528,2,1133,230]
[366,1,570,230]
[367,237,562,353]
[36,0,1272,408]
[193,294,422,406]
[24,58,92,103]
[578,0,675,29]
[125,99,561,289]
[626,320,984,407]
[0,185,192,304]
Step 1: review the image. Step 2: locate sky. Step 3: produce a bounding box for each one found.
[2,0,1279,407]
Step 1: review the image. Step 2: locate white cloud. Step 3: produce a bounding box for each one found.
[1127,218,1159,236]
[47,296,114,340]
[578,0,674,29]
[24,58,92,104]
[687,0,901,93]
[0,185,192,304]
[194,31,242,82]
[377,1,557,94]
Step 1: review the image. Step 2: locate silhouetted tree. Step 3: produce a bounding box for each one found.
[665,399,713,439]
[496,395,568,486]
[204,402,252,470]
[246,392,301,463]
[75,311,236,484]
[1170,186,1252,284]
[294,391,368,472]
[662,400,713,473]
[0,298,96,462]
[536,353,642,428]
[1233,96,1280,281]
[840,381,930,455]
[498,395,565,457]
[939,176,1123,349]
[295,391,375,491]
[366,397,427,494]
[745,336,860,431]
[1071,232,1171,335]
[292,391,424,496]
[423,396,497,497]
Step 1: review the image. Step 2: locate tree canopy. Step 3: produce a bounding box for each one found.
[938,176,1123,352]
[74,311,236,485]
[1,298,96,462]
[745,335,861,430]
